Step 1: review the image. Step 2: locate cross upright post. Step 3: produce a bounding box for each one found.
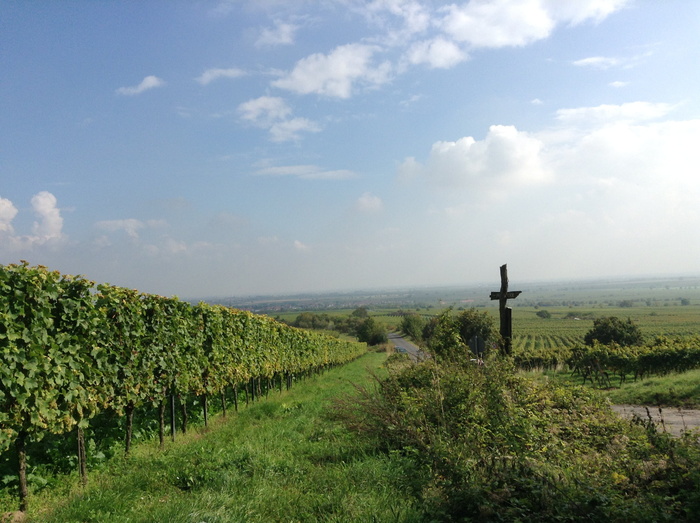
[489,264,522,356]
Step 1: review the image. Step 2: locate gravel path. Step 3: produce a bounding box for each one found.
[611,404,700,436]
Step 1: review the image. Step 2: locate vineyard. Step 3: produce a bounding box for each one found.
[0,262,366,512]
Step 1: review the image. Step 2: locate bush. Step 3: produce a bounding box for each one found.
[584,316,643,347]
[335,355,700,521]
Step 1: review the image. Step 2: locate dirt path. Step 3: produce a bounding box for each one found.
[612,405,700,436]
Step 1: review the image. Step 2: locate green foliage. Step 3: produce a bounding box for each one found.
[455,307,498,346]
[584,316,644,347]
[400,313,426,343]
[0,262,367,509]
[336,355,700,521]
[355,317,387,346]
[422,308,498,361]
[536,309,551,319]
[422,310,464,361]
[5,353,426,522]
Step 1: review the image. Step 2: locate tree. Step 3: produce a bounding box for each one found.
[536,310,551,319]
[583,316,643,347]
[400,313,426,342]
[356,317,387,346]
[455,308,497,348]
[424,310,463,361]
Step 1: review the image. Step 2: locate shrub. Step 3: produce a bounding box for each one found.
[335,355,700,521]
[584,316,643,347]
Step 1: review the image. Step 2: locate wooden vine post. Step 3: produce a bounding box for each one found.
[489,264,522,356]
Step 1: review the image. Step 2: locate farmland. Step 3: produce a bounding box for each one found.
[256,278,700,354]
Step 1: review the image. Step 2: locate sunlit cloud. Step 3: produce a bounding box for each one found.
[0,196,18,233]
[573,56,620,69]
[256,19,298,47]
[272,43,392,98]
[116,75,165,96]
[196,67,246,85]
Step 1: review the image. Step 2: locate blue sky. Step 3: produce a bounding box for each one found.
[2,0,700,298]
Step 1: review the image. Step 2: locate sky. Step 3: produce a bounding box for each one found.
[2,0,700,299]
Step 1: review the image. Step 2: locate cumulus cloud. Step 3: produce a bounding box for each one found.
[116,75,165,96]
[0,191,65,250]
[31,191,64,242]
[438,0,628,48]
[399,124,549,189]
[253,164,356,180]
[196,67,246,85]
[439,1,554,48]
[256,19,298,47]
[272,43,392,98]
[238,96,292,124]
[0,196,18,233]
[406,37,466,68]
[238,96,320,141]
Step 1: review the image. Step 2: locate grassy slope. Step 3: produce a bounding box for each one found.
[10,352,424,523]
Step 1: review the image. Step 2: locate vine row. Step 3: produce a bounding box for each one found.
[0,262,366,510]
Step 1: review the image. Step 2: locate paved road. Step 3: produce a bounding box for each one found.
[388,332,427,361]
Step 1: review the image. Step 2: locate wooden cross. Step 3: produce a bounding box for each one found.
[489,264,521,355]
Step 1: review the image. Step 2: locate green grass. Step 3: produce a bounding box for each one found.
[4,352,425,522]
[604,368,700,407]
[523,367,700,408]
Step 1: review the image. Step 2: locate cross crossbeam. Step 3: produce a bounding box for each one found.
[490,264,521,355]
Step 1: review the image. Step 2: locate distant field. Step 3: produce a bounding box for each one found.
[272,303,700,353]
[511,305,700,352]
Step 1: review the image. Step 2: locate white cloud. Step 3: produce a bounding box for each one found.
[95,219,145,239]
[0,192,65,250]
[544,0,630,25]
[439,0,627,49]
[353,0,431,44]
[238,96,292,125]
[610,81,629,88]
[0,196,18,233]
[238,96,320,142]
[406,37,466,68]
[253,164,356,180]
[256,19,298,47]
[556,102,674,125]
[294,240,309,251]
[31,191,64,242]
[573,56,619,69]
[399,124,549,189]
[116,75,165,96]
[269,117,322,142]
[196,67,246,85]
[357,192,384,212]
[272,43,392,98]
